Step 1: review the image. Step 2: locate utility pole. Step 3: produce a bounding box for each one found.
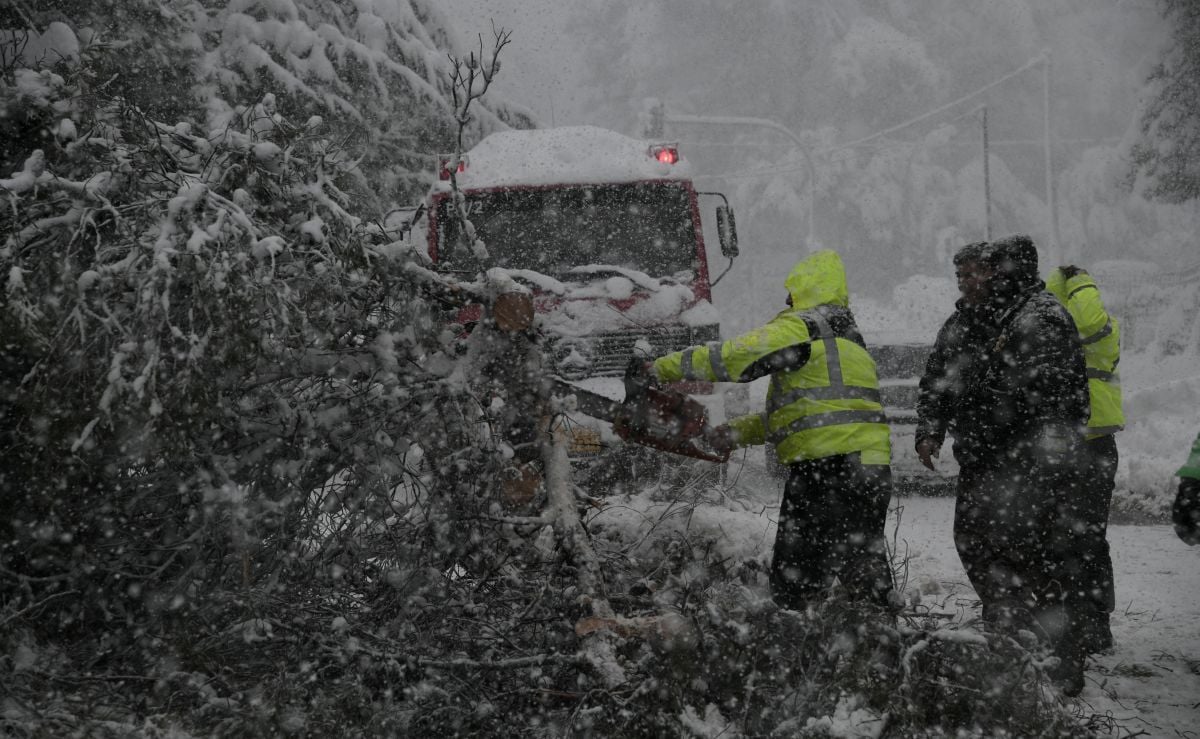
[1042,50,1061,265]
[644,99,666,139]
[982,105,991,240]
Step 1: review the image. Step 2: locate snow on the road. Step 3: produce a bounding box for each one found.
[1087,524,1200,737]
[892,495,1200,738]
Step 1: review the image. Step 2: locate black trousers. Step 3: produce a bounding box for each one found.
[1077,435,1117,615]
[954,460,1062,616]
[770,455,894,609]
[955,453,1093,659]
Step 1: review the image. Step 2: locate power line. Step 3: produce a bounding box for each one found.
[672,48,1058,171]
[837,51,1049,149]
[691,135,1122,183]
[682,135,1120,152]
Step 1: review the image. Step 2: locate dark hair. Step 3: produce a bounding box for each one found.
[953,241,990,266]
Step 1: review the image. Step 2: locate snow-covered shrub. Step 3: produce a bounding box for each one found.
[0,15,636,736]
[0,32,378,612]
[564,488,1092,737]
[0,7,534,650]
[571,553,1090,737]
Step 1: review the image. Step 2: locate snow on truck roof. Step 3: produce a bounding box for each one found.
[443,125,694,190]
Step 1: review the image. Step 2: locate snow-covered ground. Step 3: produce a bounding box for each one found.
[893,495,1200,738]
[591,459,1200,737]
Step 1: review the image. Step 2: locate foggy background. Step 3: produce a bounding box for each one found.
[444,1,1179,338]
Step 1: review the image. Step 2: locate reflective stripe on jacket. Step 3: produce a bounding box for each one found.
[1179,430,1200,480]
[1046,269,1124,438]
[653,250,890,466]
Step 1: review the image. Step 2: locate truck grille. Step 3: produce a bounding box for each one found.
[545,324,720,379]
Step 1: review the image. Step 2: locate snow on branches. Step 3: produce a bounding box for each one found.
[0,22,504,624]
[1,21,634,722]
[204,0,535,211]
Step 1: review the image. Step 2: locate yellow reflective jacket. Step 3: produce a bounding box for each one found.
[1045,268,1124,438]
[653,250,891,466]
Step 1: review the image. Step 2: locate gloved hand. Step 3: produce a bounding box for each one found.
[624,357,657,399]
[1173,477,1200,546]
[1058,265,1084,280]
[915,436,941,471]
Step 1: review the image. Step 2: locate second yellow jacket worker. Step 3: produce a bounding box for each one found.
[1045,267,1124,438]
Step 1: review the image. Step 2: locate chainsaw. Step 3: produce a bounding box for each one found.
[547,377,730,463]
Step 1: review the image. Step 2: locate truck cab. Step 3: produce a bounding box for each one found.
[424,126,739,467]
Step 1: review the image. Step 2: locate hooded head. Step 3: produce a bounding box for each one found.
[986,234,1042,302]
[784,250,850,311]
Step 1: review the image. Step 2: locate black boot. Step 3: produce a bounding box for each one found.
[1078,610,1113,654]
[1047,622,1087,697]
[1048,649,1085,696]
[1032,603,1087,696]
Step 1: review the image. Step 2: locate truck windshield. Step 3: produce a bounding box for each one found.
[436,182,698,279]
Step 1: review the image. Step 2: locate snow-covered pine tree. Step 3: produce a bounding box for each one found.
[1130,0,1200,203]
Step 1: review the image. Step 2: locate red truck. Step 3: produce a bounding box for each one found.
[422,126,740,467]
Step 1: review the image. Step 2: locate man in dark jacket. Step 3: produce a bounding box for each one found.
[921,235,1091,694]
[915,241,1010,627]
[915,241,998,472]
[966,235,1091,694]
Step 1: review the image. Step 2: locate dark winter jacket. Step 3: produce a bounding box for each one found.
[954,236,1090,468]
[915,298,998,454]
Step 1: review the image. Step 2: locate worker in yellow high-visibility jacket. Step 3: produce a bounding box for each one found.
[1046,265,1125,655]
[642,250,895,611]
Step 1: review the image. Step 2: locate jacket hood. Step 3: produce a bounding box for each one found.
[785,250,850,310]
[987,234,1042,303]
